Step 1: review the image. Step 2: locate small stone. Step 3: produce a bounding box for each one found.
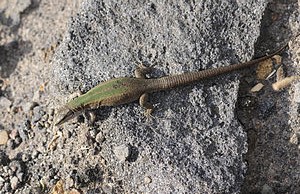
[250,83,264,93]
[18,120,31,141]
[14,137,22,146]
[0,0,32,26]
[9,129,19,140]
[65,175,74,188]
[113,144,130,162]
[33,90,42,102]
[4,182,11,191]
[95,132,105,143]
[21,153,31,162]
[69,188,81,194]
[0,151,10,165]
[102,184,113,194]
[10,176,19,190]
[9,160,22,174]
[0,175,4,184]
[31,150,39,159]
[16,172,24,182]
[89,129,97,139]
[32,106,46,123]
[0,97,12,110]
[261,184,275,194]
[0,130,9,145]
[6,139,15,149]
[22,102,39,113]
[144,176,152,184]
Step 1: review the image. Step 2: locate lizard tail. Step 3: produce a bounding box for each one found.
[148,43,287,91]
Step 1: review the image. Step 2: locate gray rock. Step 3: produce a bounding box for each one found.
[113,144,130,162]
[17,120,30,141]
[95,132,105,143]
[261,184,275,194]
[0,0,32,27]
[6,139,15,150]
[0,97,11,110]
[0,150,10,165]
[31,106,46,124]
[22,102,38,113]
[51,0,270,193]
[10,176,19,190]
[21,153,31,162]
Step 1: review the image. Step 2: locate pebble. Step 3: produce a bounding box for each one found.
[6,139,15,149]
[144,176,152,184]
[0,130,9,145]
[0,0,32,26]
[22,102,38,113]
[95,132,105,143]
[21,153,31,162]
[32,106,46,123]
[0,97,12,110]
[4,182,11,191]
[10,176,19,190]
[261,184,275,194]
[31,150,39,159]
[9,129,19,140]
[113,144,130,162]
[0,150,10,165]
[16,172,24,182]
[18,120,30,141]
[9,160,22,174]
[14,137,22,146]
[89,129,97,139]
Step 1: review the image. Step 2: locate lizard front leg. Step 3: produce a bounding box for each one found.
[135,64,154,117]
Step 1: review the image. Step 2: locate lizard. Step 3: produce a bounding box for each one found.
[55,43,288,126]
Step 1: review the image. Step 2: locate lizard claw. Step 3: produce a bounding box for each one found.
[144,108,154,120]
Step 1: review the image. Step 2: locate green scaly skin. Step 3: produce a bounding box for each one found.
[55,43,287,126]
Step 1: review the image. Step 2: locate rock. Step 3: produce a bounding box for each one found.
[113,144,130,162]
[0,97,11,110]
[32,106,46,124]
[17,120,30,141]
[95,132,105,143]
[261,184,275,194]
[0,0,32,27]
[51,0,271,193]
[6,139,15,149]
[9,160,23,174]
[21,153,31,162]
[0,150,10,165]
[22,102,39,113]
[0,130,9,145]
[10,176,19,190]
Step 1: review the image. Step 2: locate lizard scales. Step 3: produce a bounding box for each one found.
[55,43,287,126]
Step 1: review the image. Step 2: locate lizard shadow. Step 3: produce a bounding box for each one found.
[81,106,112,125]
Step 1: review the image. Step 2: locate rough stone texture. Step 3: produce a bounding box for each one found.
[0,0,299,193]
[238,2,300,193]
[51,1,267,193]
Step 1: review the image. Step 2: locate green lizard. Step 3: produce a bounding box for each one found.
[55,43,287,126]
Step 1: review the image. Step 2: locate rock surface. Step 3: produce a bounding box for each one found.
[52,1,265,193]
[0,0,299,193]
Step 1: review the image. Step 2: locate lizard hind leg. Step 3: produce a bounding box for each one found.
[139,93,154,118]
